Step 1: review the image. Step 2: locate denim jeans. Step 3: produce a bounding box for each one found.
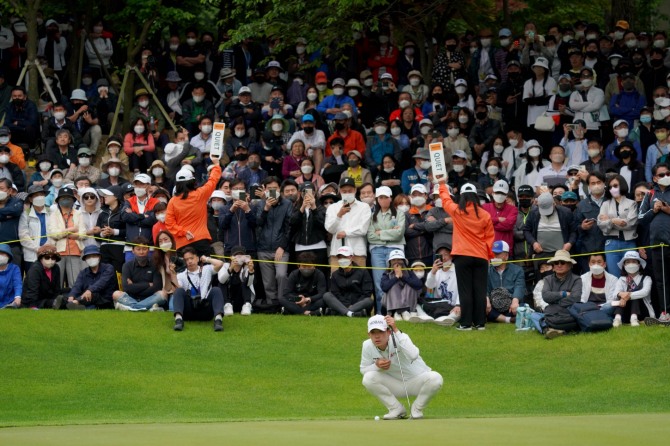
[604,239,636,278]
[370,246,397,314]
[117,291,166,310]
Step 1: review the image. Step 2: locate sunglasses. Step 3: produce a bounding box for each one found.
[553,261,570,266]
[43,255,59,261]
[83,194,97,200]
[657,172,669,178]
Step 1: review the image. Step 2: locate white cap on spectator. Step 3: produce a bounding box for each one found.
[337,246,353,257]
[133,173,152,184]
[211,190,227,200]
[493,180,509,194]
[380,73,394,81]
[176,168,195,182]
[410,184,427,194]
[613,119,628,128]
[375,186,392,197]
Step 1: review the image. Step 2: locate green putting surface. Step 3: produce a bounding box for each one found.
[0,414,666,445]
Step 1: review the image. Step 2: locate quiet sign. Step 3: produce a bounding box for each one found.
[429,143,447,181]
[211,122,226,158]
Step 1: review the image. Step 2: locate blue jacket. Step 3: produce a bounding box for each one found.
[0,263,22,307]
[365,134,401,168]
[5,99,39,133]
[400,167,429,194]
[220,203,259,254]
[0,197,24,245]
[604,138,641,162]
[638,184,670,245]
[316,94,357,120]
[487,263,526,300]
[609,90,646,129]
[69,263,118,304]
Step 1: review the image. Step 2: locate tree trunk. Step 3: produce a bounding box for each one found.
[23,1,40,102]
[611,0,636,28]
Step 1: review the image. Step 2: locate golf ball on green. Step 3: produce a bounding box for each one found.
[374,416,380,421]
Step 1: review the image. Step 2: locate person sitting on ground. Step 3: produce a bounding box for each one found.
[21,244,63,309]
[612,251,655,328]
[420,245,461,325]
[280,251,327,316]
[0,244,23,309]
[173,248,225,331]
[538,250,582,339]
[152,230,184,311]
[218,245,256,316]
[323,246,374,317]
[360,314,443,420]
[381,249,423,321]
[486,240,526,324]
[579,253,618,308]
[112,237,165,312]
[66,245,118,310]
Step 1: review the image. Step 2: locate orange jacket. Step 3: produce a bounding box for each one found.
[165,164,222,249]
[8,142,26,169]
[439,184,494,260]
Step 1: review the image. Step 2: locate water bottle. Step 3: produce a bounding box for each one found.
[516,306,527,330]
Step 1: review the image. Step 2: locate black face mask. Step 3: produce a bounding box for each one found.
[299,268,315,277]
[432,93,444,101]
[518,198,532,209]
[334,123,345,131]
[303,126,314,134]
[585,50,598,59]
[651,58,664,68]
[563,204,576,212]
[235,153,249,161]
[619,150,632,159]
[254,76,265,83]
[446,44,457,52]
[475,111,487,120]
[632,58,644,66]
[12,98,24,107]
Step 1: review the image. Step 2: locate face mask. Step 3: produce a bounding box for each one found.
[333,88,345,96]
[82,77,94,86]
[626,39,638,48]
[610,186,621,198]
[493,193,506,204]
[410,196,426,206]
[138,100,149,108]
[31,195,46,207]
[409,78,420,87]
[134,125,145,134]
[508,138,519,148]
[654,39,666,48]
[301,165,313,174]
[455,86,467,95]
[500,38,510,47]
[493,144,504,154]
[528,147,542,158]
[296,45,306,54]
[39,162,51,172]
[656,132,668,142]
[519,198,532,208]
[446,128,460,138]
[588,149,601,158]
[404,47,415,56]
[375,126,387,135]
[0,255,9,266]
[550,154,565,164]
[559,83,571,93]
[453,164,465,173]
[391,127,401,136]
[0,155,9,164]
[86,257,100,268]
[640,115,652,124]
[341,193,355,204]
[590,264,605,276]
[480,38,492,48]
[624,263,640,274]
[42,258,57,269]
[53,111,66,121]
[134,187,147,197]
[78,157,91,167]
[615,128,629,138]
[248,161,259,169]
[186,38,197,46]
[614,30,624,40]
[152,168,164,177]
[348,89,359,97]
[107,167,120,177]
[476,111,487,120]
[420,127,431,136]
[573,129,585,140]
[307,92,318,101]
[575,30,585,39]
[51,178,63,188]
[193,94,205,103]
[610,59,620,68]
[299,268,315,278]
[458,115,469,124]
[201,125,212,134]
[487,165,500,175]
[396,204,410,213]
[338,258,352,268]
[399,100,411,109]
[154,212,166,223]
[363,79,374,87]
[316,84,327,92]
[59,198,74,208]
[211,201,224,211]
[378,35,389,44]
[491,257,504,267]
[382,167,395,174]
[420,161,431,170]
[581,79,593,88]
[361,196,375,205]
[589,184,604,196]
[658,176,670,187]
[563,35,573,43]
[348,159,360,168]
[272,123,284,132]
[170,44,179,52]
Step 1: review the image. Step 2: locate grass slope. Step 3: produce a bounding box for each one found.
[1,311,669,427]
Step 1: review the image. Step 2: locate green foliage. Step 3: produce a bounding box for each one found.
[1,311,669,427]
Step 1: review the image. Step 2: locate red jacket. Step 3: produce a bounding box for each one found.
[482,202,519,252]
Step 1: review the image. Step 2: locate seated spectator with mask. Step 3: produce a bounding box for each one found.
[486,241,526,324]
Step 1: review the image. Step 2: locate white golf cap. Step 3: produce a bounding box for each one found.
[537,192,555,216]
[613,119,628,128]
[337,246,353,257]
[211,190,227,200]
[419,118,433,127]
[176,168,195,182]
[493,179,509,194]
[367,315,388,333]
[375,186,392,198]
[410,184,427,194]
[239,86,252,94]
[133,173,152,184]
[460,183,477,194]
[455,78,467,87]
[532,57,549,70]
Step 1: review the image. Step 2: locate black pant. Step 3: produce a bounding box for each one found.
[172,287,223,321]
[221,282,252,312]
[279,296,324,314]
[128,151,157,173]
[178,239,213,257]
[101,244,125,274]
[651,246,670,314]
[453,255,489,327]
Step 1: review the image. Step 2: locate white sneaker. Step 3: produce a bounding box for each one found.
[410,405,424,419]
[241,302,252,316]
[114,301,132,311]
[434,315,457,326]
[149,304,164,312]
[613,317,622,328]
[630,315,640,327]
[223,303,234,316]
[401,311,411,321]
[382,405,407,420]
[407,312,431,323]
[393,312,402,321]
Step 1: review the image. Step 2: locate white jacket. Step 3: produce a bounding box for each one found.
[324,200,371,256]
[46,208,87,254]
[19,206,53,262]
[597,197,638,241]
[569,87,608,130]
[579,271,618,303]
[360,331,431,380]
[85,37,113,68]
[613,274,655,318]
[425,266,460,306]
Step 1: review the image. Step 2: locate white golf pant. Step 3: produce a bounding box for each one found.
[362,370,443,411]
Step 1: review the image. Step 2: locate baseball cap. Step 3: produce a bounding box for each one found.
[375,186,392,197]
[176,168,195,182]
[492,240,510,253]
[561,191,578,202]
[133,173,152,184]
[454,78,467,87]
[413,148,430,159]
[452,150,468,159]
[410,184,427,194]
[380,73,394,81]
[493,180,509,194]
[332,78,346,87]
[537,192,555,216]
[460,183,477,194]
[516,185,534,197]
[302,114,315,123]
[337,246,353,257]
[339,177,356,188]
[367,315,388,333]
[238,86,251,94]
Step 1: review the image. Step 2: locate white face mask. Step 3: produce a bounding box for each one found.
[414,270,425,279]
[341,193,355,204]
[508,138,518,147]
[626,39,638,48]
[0,155,9,164]
[32,196,46,207]
[383,167,395,173]
[211,202,224,211]
[272,123,284,132]
[410,196,426,207]
[51,178,63,188]
[316,84,327,92]
[610,186,621,198]
[348,89,359,97]
[78,157,90,167]
[333,88,345,96]
[375,126,387,135]
[487,165,500,175]
[156,213,166,222]
[159,242,173,251]
[480,38,492,48]
[378,35,389,44]
[0,137,8,146]
[170,44,179,52]
[201,125,212,134]
[409,78,420,87]
[433,198,442,208]
[624,263,640,274]
[588,149,601,158]
[493,193,506,204]
[134,125,145,134]
[397,204,410,213]
[589,264,605,276]
[193,95,205,103]
[134,187,147,197]
[42,258,57,269]
[455,86,467,95]
[550,154,565,164]
[581,79,593,88]
[391,127,401,136]
[447,128,460,138]
[108,167,120,177]
[338,258,352,268]
[528,147,542,158]
[86,257,100,268]
[39,162,51,172]
[589,184,605,196]
[138,100,149,108]
[500,38,510,47]
[301,165,313,174]
[0,255,9,266]
[493,144,504,154]
[452,164,465,173]
[615,128,629,138]
[307,92,318,101]
[152,168,164,177]
[235,130,246,138]
[399,100,411,109]
[458,115,469,124]
[186,38,197,46]
[658,176,670,187]
[363,79,374,87]
[53,111,66,121]
[420,161,431,170]
[420,126,431,135]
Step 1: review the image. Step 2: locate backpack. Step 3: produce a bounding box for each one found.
[568,302,613,332]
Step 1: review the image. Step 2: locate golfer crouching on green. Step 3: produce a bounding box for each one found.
[360,315,443,419]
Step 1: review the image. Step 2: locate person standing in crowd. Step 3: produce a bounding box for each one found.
[165,154,222,256]
[574,172,607,272]
[438,180,495,330]
[96,186,126,274]
[482,180,518,253]
[18,185,51,272]
[47,187,86,289]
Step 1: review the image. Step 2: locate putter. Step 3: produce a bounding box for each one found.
[390,329,413,419]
